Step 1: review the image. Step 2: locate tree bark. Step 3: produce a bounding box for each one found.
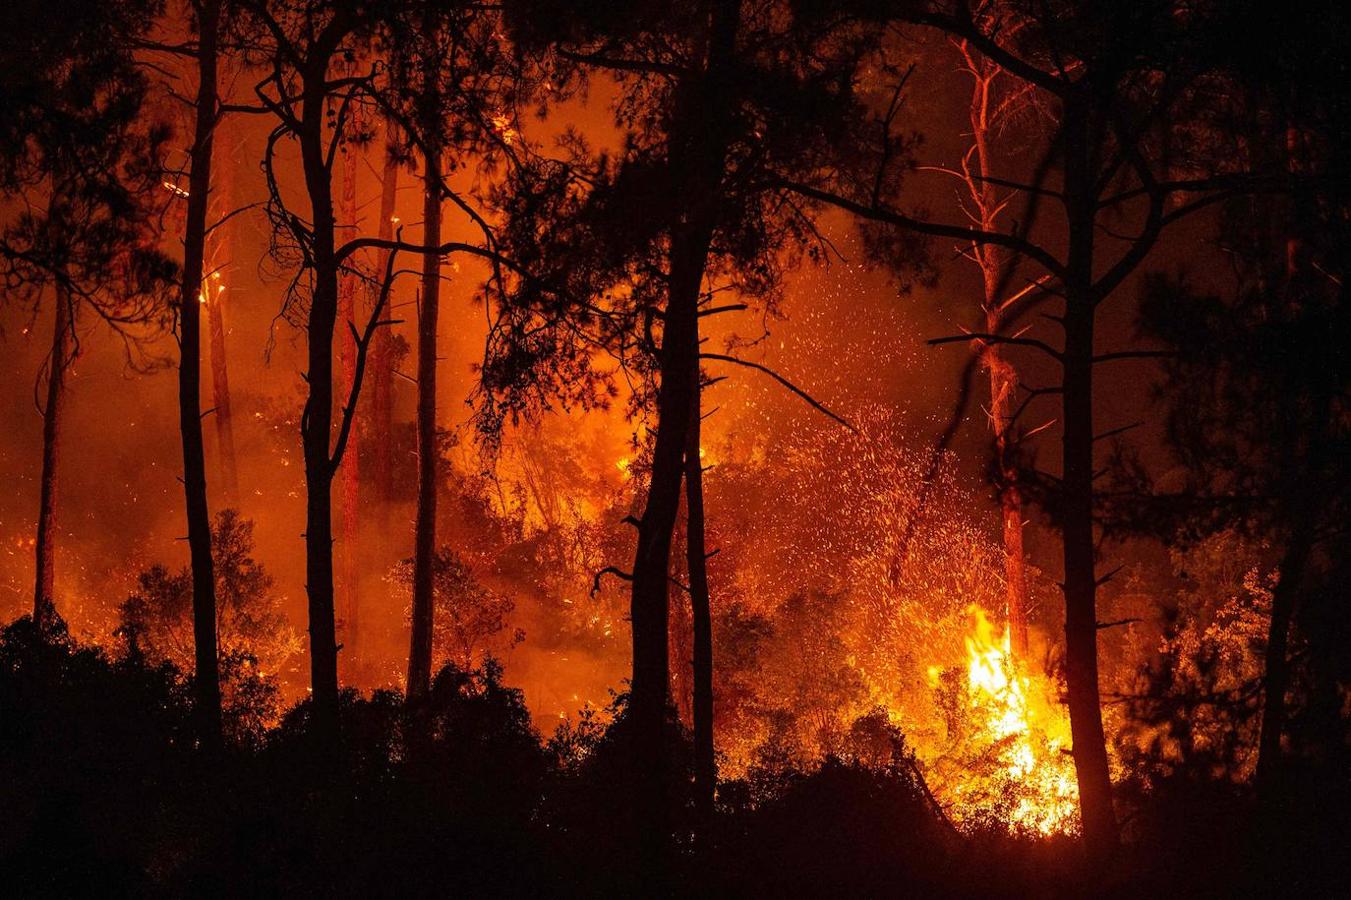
[178,0,223,749]
[685,373,715,835]
[627,0,740,866]
[1059,100,1118,859]
[627,225,701,863]
[33,286,71,627]
[407,129,441,701]
[298,64,342,743]
[959,46,1030,655]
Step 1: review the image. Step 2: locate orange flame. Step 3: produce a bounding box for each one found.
[933,604,1080,835]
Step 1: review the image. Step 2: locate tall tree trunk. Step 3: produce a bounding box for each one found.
[685,374,715,835]
[988,338,1030,656]
[369,119,400,527]
[1254,117,1324,811]
[178,0,223,748]
[33,286,71,626]
[298,76,341,743]
[627,228,701,863]
[960,48,1030,655]
[1059,102,1118,859]
[205,118,239,507]
[1061,293,1116,859]
[407,134,441,701]
[1255,516,1315,804]
[338,109,362,667]
[627,0,739,867]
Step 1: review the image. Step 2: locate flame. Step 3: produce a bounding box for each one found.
[491,112,519,146]
[932,604,1080,835]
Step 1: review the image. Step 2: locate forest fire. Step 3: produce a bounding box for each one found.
[928,606,1079,835]
[2,0,1348,895]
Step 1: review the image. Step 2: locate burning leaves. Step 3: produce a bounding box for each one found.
[924,605,1079,836]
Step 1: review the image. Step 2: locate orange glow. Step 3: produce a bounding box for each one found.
[928,605,1080,835]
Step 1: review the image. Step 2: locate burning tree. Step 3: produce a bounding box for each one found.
[783,0,1299,857]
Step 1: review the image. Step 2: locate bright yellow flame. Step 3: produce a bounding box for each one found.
[935,604,1080,835]
[491,112,519,146]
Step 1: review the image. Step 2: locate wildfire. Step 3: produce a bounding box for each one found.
[929,605,1080,836]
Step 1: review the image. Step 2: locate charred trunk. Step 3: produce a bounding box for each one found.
[33,286,71,626]
[1060,104,1118,858]
[178,0,223,749]
[407,138,441,701]
[986,316,1029,657]
[964,53,1030,656]
[299,78,341,744]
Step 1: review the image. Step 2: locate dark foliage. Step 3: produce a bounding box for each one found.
[3,619,1346,897]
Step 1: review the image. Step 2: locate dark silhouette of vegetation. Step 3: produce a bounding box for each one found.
[3,616,1346,895]
[1130,0,1351,831]
[2,0,1349,893]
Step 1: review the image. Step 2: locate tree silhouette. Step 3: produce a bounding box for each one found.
[0,0,175,628]
[239,0,399,745]
[375,0,524,700]
[499,0,879,856]
[784,0,1300,857]
[241,0,531,740]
